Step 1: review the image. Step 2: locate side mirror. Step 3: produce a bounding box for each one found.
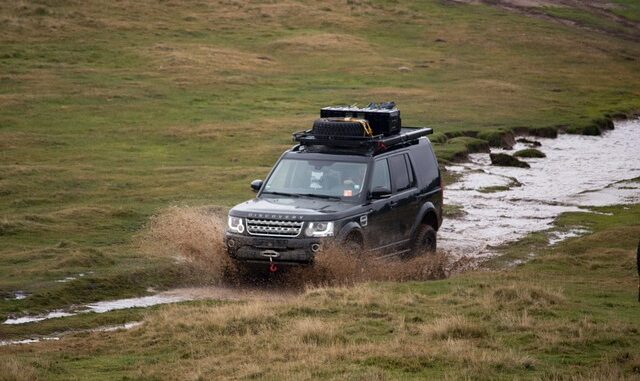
[370,186,392,199]
[250,179,263,193]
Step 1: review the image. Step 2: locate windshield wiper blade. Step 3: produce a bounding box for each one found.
[297,193,342,200]
[262,191,299,198]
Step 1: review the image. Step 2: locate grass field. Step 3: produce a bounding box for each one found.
[2,204,639,380]
[1,0,640,378]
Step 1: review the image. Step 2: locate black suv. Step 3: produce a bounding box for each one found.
[225,104,443,267]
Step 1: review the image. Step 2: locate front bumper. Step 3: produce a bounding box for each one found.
[224,233,330,265]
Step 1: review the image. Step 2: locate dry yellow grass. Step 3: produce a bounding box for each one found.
[420,315,488,339]
[148,43,282,86]
[269,32,373,53]
[73,280,543,379]
[0,356,38,381]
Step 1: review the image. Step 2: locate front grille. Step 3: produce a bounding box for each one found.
[246,219,304,237]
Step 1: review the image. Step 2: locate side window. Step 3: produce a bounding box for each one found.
[371,159,391,190]
[389,154,411,192]
[404,154,415,187]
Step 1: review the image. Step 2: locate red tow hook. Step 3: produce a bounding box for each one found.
[268,257,278,273]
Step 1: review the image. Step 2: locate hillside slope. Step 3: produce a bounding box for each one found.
[0,2,639,375]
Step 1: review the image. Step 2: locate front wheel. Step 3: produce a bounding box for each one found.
[410,224,437,256]
[343,237,363,256]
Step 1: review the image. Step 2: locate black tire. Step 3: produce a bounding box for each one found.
[342,233,364,256]
[411,224,437,256]
[312,118,367,137]
[344,240,362,255]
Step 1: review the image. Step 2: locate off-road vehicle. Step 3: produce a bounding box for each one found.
[224,103,443,269]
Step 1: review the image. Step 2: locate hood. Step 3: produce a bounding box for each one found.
[229,196,359,221]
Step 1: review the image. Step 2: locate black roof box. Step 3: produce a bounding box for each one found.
[293,127,433,154]
[320,102,401,136]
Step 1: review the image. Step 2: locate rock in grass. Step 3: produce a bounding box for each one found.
[478,130,515,149]
[490,153,530,168]
[529,126,557,138]
[516,138,542,147]
[513,148,546,158]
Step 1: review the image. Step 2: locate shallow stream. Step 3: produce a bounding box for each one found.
[439,119,640,257]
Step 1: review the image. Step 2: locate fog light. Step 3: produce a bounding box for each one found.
[311,243,321,253]
[227,239,236,248]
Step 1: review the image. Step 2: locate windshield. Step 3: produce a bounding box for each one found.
[263,158,367,201]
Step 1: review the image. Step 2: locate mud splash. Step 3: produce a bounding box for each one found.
[139,206,453,287]
[440,119,640,257]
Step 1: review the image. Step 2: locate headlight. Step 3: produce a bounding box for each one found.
[228,216,245,234]
[305,222,334,237]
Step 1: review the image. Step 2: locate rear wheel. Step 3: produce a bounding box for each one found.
[411,224,437,256]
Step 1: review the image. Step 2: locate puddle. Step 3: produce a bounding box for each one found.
[5,291,29,301]
[90,321,144,332]
[55,277,77,283]
[0,322,143,347]
[4,311,75,325]
[547,227,591,245]
[2,286,292,325]
[0,337,60,346]
[3,293,191,325]
[440,119,640,257]
[85,295,190,314]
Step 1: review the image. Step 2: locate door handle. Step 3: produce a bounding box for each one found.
[389,201,399,208]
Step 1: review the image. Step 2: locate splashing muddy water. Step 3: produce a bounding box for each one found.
[440,119,640,257]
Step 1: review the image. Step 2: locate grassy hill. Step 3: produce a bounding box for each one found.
[1,0,639,378]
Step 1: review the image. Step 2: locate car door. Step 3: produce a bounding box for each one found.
[387,153,420,244]
[362,158,397,251]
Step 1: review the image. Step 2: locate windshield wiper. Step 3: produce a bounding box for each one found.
[297,193,342,201]
[262,191,299,198]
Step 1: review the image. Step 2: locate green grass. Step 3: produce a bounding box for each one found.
[0,0,639,372]
[1,205,639,379]
[611,0,640,22]
[542,6,635,36]
[513,148,546,158]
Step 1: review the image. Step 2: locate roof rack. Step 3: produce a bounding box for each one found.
[292,127,433,154]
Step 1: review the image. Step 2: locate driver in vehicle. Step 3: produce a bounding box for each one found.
[341,166,366,197]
